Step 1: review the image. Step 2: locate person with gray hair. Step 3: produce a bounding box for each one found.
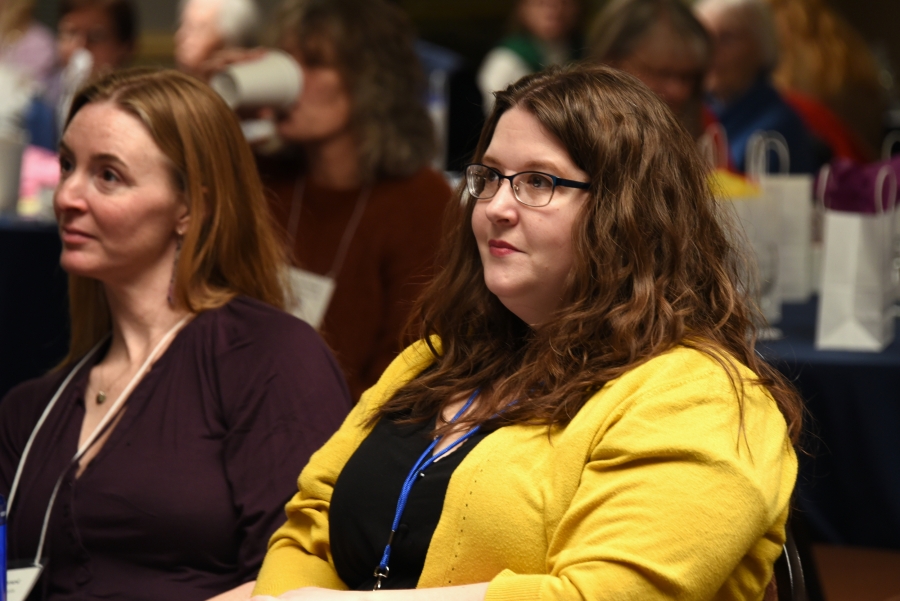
[694,0,815,173]
[175,0,260,77]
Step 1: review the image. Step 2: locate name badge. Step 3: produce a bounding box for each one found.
[286,267,336,330]
[7,564,43,601]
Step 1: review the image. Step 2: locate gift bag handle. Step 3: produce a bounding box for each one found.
[815,164,831,211]
[881,130,900,161]
[873,165,897,284]
[747,131,790,183]
[698,122,729,171]
[874,164,898,215]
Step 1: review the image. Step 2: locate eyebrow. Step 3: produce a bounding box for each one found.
[481,154,566,175]
[58,141,129,170]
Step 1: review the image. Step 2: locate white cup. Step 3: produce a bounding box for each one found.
[210,50,303,110]
[0,131,28,215]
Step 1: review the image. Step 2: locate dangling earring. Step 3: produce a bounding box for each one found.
[168,234,183,307]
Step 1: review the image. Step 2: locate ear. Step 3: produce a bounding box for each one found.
[175,193,191,237]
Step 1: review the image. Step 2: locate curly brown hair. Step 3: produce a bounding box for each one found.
[271,0,435,181]
[380,63,803,444]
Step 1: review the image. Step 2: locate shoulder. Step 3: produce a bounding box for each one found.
[0,366,80,451]
[577,346,791,459]
[373,168,453,206]
[356,338,439,412]
[190,296,333,363]
[497,35,545,71]
[368,169,453,230]
[594,346,771,411]
[479,46,532,83]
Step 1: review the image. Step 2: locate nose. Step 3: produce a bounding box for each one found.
[53,171,89,218]
[482,178,520,225]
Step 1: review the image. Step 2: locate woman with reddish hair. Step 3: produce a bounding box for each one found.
[0,68,350,601]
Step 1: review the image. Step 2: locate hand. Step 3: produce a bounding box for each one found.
[196,46,270,82]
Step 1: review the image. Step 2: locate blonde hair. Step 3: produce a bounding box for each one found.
[62,67,286,364]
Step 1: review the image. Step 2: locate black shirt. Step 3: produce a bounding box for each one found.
[330,414,489,590]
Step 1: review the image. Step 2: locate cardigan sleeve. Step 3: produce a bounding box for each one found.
[484,363,796,600]
[252,339,438,595]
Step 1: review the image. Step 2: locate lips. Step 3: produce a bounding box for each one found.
[488,239,520,257]
[59,225,94,244]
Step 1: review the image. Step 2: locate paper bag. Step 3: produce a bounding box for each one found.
[815,164,897,351]
[709,167,779,326]
[745,132,815,302]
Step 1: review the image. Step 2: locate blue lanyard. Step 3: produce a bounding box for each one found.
[372,390,481,590]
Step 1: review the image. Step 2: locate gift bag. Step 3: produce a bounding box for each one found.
[815,163,898,351]
[738,132,784,325]
[709,163,781,330]
[747,132,815,302]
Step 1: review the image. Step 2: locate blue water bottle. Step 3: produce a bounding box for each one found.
[1,493,7,601]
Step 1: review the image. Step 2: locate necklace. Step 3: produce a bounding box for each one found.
[92,316,192,405]
[95,366,129,405]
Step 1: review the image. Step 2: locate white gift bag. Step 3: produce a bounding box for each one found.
[746,132,815,302]
[815,164,898,351]
[741,132,785,325]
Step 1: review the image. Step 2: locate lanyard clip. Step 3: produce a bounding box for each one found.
[373,565,390,590]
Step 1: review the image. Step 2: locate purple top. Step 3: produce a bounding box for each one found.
[0,296,352,601]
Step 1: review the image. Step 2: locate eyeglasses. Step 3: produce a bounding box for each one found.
[464,163,590,207]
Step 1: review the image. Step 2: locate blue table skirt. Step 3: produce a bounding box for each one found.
[0,218,69,399]
[760,300,900,550]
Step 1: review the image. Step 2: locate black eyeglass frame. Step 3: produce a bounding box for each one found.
[464,163,591,207]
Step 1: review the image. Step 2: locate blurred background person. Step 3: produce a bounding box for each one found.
[44,0,137,140]
[174,0,260,78]
[695,0,816,174]
[477,0,581,113]
[588,0,712,141]
[0,68,351,601]
[766,0,885,162]
[257,0,452,401]
[0,0,54,87]
[0,0,56,150]
[55,0,136,78]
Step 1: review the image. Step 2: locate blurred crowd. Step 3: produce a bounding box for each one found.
[0,0,890,172]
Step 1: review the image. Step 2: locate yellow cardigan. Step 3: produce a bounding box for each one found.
[255,341,797,600]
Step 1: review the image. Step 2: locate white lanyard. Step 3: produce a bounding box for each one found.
[6,314,191,566]
[287,178,372,280]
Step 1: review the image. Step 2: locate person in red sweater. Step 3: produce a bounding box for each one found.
[257,0,452,401]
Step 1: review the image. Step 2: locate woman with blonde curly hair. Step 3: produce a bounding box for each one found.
[251,64,802,601]
[258,0,452,401]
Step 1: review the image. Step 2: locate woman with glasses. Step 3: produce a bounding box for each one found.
[251,64,802,600]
